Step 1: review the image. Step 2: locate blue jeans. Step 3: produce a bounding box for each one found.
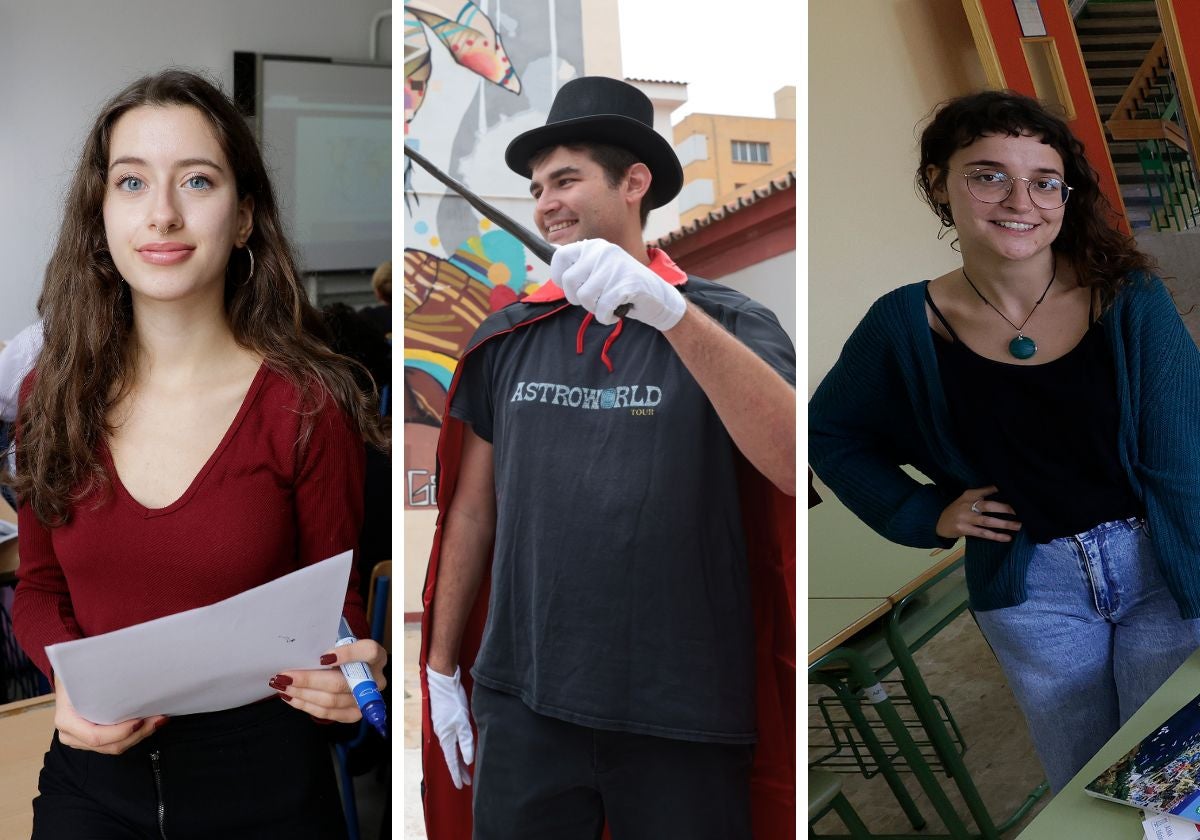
[972,518,1200,792]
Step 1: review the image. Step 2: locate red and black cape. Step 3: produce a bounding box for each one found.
[419,262,796,839]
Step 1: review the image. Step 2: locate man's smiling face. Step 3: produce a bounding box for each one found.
[529,145,630,246]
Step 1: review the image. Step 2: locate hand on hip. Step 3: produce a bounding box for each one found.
[937,485,1022,542]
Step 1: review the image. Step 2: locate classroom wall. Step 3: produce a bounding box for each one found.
[808,0,987,393]
[0,0,391,340]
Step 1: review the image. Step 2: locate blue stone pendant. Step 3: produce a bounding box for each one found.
[1009,334,1037,360]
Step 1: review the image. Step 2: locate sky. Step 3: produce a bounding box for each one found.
[616,1,804,125]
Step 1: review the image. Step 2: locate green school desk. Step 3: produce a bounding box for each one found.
[811,590,988,840]
[808,493,965,602]
[809,598,978,839]
[808,490,978,837]
[0,694,54,838]
[809,597,891,665]
[1016,647,1200,838]
[809,496,1046,838]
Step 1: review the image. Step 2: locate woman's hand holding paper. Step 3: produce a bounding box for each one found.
[54,675,167,755]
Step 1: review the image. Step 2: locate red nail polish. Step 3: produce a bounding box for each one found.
[131,720,144,732]
[278,693,293,702]
[320,654,337,666]
[271,674,293,687]
[155,718,169,731]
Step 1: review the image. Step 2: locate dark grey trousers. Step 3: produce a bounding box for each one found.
[471,682,753,840]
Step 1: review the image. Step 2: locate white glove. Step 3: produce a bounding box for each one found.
[552,239,686,330]
[427,666,474,789]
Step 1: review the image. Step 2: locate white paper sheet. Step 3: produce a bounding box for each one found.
[1143,810,1200,840]
[0,518,15,545]
[46,551,352,724]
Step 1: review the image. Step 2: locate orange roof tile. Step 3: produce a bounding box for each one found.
[654,171,796,247]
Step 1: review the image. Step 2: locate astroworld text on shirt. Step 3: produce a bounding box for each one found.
[510,381,663,411]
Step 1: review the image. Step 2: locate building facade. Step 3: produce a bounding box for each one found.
[673,86,796,225]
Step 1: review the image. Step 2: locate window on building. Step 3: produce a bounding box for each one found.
[731,140,770,164]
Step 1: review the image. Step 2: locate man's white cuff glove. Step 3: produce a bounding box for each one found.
[552,239,686,330]
[427,666,475,789]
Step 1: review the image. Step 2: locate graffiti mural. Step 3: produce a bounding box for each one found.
[405,0,520,131]
[403,0,586,508]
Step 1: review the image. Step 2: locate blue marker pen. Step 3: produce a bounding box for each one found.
[335,617,388,739]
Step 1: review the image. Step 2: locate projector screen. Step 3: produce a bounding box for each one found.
[252,56,390,273]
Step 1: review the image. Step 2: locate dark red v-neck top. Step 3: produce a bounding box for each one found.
[13,364,368,679]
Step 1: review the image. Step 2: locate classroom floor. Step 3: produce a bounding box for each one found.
[810,610,1051,836]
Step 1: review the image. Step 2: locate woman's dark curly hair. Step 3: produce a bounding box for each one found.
[916,89,1157,305]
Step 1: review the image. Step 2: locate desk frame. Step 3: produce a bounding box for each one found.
[811,645,974,839]
[882,564,1047,838]
[811,562,1048,839]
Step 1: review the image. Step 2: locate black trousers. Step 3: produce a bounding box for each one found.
[32,698,347,840]
[471,683,754,840]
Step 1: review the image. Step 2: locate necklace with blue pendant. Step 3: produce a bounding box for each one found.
[961,263,1057,360]
[1009,334,1037,360]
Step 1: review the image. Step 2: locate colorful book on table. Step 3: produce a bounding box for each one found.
[1085,692,1200,820]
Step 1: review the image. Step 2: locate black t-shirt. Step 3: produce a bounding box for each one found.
[450,286,795,744]
[929,290,1141,542]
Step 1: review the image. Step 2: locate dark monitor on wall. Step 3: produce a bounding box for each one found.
[234,51,391,274]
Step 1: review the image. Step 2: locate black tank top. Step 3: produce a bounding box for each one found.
[926,283,1140,543]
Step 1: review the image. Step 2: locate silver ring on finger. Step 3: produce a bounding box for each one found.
[970,500,982,515]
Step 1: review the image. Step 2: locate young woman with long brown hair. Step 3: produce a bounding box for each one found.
[10,69,387,837]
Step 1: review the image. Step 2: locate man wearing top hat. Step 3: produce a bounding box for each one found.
[419,76,797,840]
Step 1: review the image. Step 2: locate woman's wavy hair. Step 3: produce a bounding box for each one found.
[12,69,388,526]
[916,89,1157,304]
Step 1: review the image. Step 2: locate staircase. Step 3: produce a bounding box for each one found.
[1075,0,1198,230]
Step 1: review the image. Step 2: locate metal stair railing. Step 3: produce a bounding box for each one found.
[1106,36,1200,231]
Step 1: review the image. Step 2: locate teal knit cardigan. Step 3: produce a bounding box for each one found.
[809,274,1200,617]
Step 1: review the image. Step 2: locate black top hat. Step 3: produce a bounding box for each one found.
[505,76,684,209]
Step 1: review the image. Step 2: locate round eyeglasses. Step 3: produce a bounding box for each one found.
[956,169,1073,210]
